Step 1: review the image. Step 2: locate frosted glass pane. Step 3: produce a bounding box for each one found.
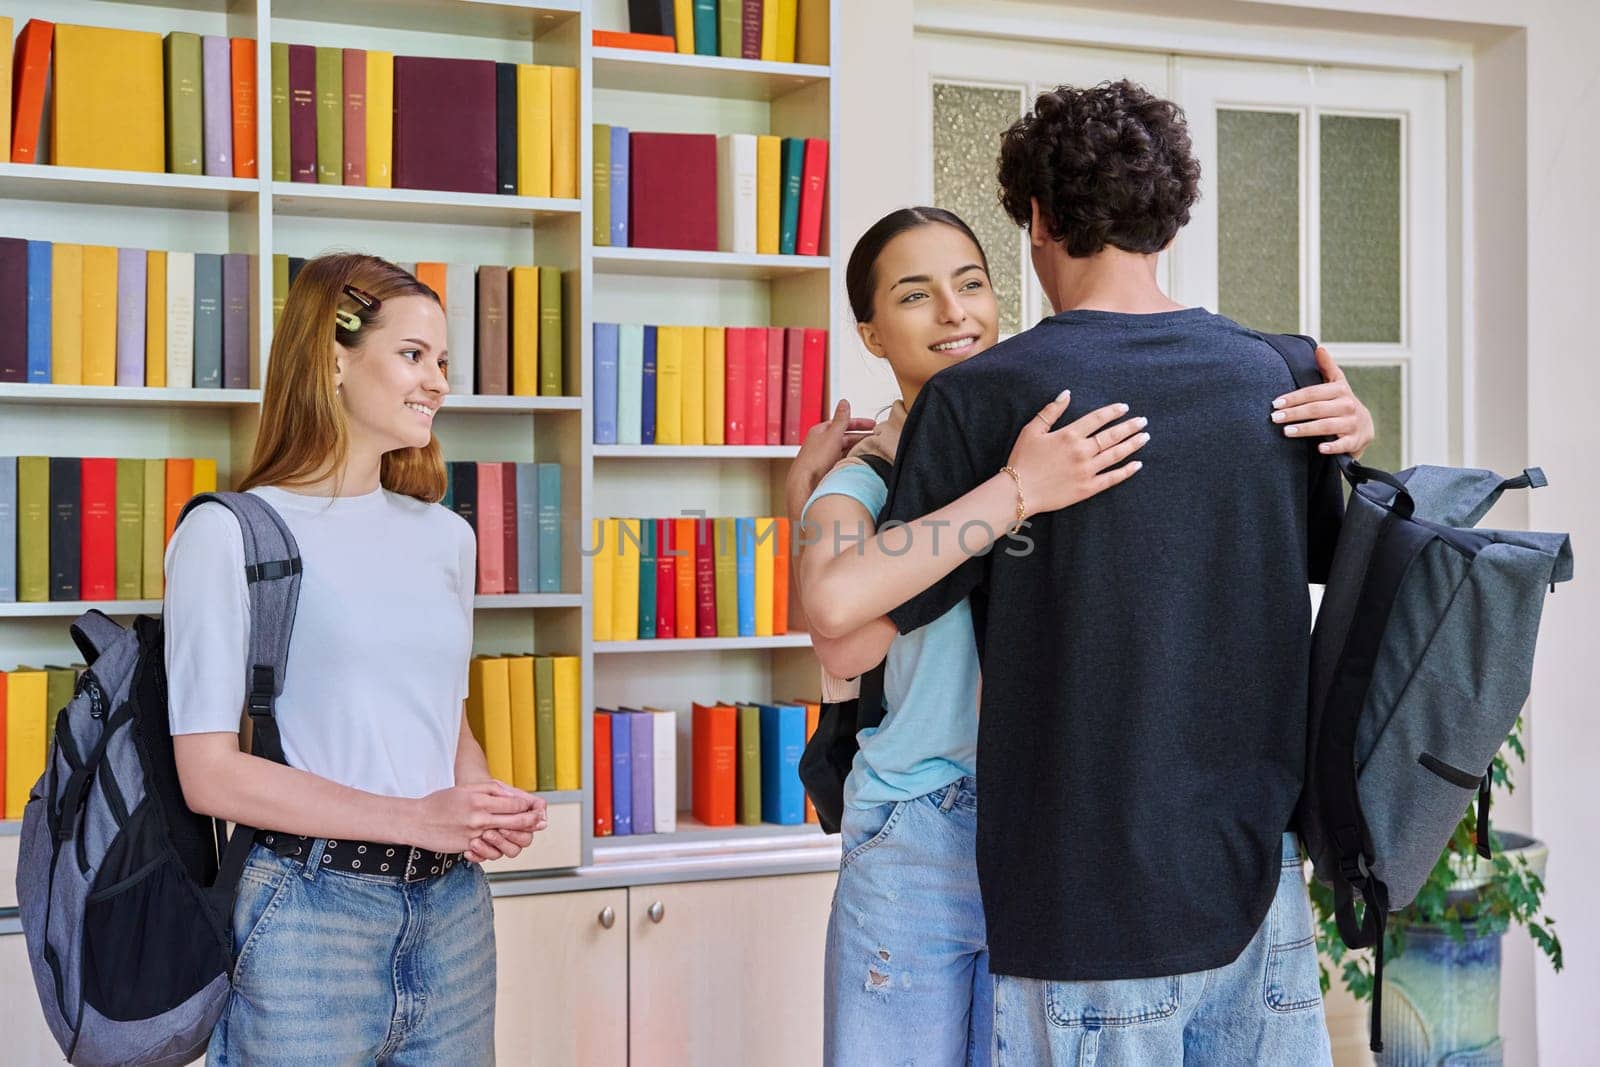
[1344,364,1403,473]
[1320,116,1402,343]
[1217,109,1300,333]
[933,83,1025,336]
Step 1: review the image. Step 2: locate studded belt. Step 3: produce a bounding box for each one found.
[256,830,463,883]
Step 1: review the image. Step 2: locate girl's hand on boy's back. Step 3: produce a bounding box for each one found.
[1271,345,1375,457]
[1007,390,1150,516]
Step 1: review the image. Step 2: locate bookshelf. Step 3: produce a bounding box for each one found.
[0,0,839,880]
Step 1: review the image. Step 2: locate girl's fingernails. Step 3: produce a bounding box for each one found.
[1056,388,1071,402]
[1320,443,1333,453]
[1271,411,1286,423]
[1130,461,1143,472]
[1284,425,1298,436]
[1273,397,1287,409]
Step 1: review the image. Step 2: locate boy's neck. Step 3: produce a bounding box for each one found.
[1040,244,1186,316]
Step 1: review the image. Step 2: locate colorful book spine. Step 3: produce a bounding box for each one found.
[673,0,695,53]
[762,327,783,445]
[654,518,675,638]
[165,33,203,175]
[516,64,552,198]
[593,712,614,836]
[0,458,15,602]
[10,20,53,165]
[630,710,655,833]
[617,324,644,445]
[192,254,223,389]
[534,656,557,791]
[145,251,166,387]
[553,656,581,790]
[650,707,678,833]
[773,517,790,635]
[288,44,316,182]
[342,48,367,185]
[640,326,658,445]
[694,518,716,638]
[759,702,806,824]
[719,0,743,59]
[222,253,249,389]
[704,327,726,446]
[760,0,779,60]
[81,246,118,387]
[655,326,682,445]
[753,517,776,637]
[592,518,614,641]
[537,463,561,593]
[510,265,539,397]
[693,0,719,56]
[610,126,631,247]
[165,252,196,389]
[637,520,657,638]
[17,457,49,603]
[801,328,827,439]
[476,266,510,396]
[736,703,762,825]
[755,135,781,255]
[230,37,258,178]
[25,241,50,384]
[681,326,705,446]
[539,267,563,396]
[593,323,620,444]
[141,460,165,598]
[717,134,759,255]
[365,51,394,188]
[114,459,143,601]
[741,0,763,60]
[270,43,290,181]
[724,326,747,444]
[507,656,538,791]
[475,657,515,783]
[782,326,805,445]
[798,138,829,255]
[115,249,146,387]
[497,63,520,198]
[49,457,81,601]
[50,244,83,386]
[611,708,633,835]
[713,516,737,636]
[612,519,641,641]
[501,464,518,597]
[445,263,475,395]
[5,670,47,819]
[476,462,505,594]
[674,517,696,639]
[551,67,579,199]
[516,463,538,595]
[202,36,233,177]
[79,458,116,601]
[692,702,737,826]
[796,0,829,64]
[0,240,25,384]
[735,517,756,636]
[779,137,803,255]
[314,46,343,184]
[592,124,611,246]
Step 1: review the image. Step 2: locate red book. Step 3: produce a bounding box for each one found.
[723,326,748,445]
[342,48,366,185]
[476,462,505,594]
[800,328,827,439]
[694,518,716,637]
[797,138,829,256]
[592,30,676,53]
[773,517,790,635]
[674,517,695,638]
[741,0,763,60]
[287,44,317,182]
[765,327,784,446]
[79,458,117,601]
[782,327,805,446]
[11,20,53,164]
[654,518,675,638]
[692,702,738,826]
[746,327,767,449]
[593,712,613,836]
[501,464,518,594]
[629,133,717,251]
[393,56,497,194]
[229,38,258,178]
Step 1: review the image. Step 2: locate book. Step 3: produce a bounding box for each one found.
[0,458,14,601]
[592,124,610,245]
[203,36,233,177]
[720,0,743,59]
[17,457,49,602]
[192,458,217,496]
[165,252,196,389]
[801,700,820,821]
[693,0,720,56]
[0,240,24,383]
[510,266,539,397]
[342,48,366,185]
[446,461,476,535]
[674,518,696,639]
[695,518,716,637]
[610,126,631,247]
[114,459,143,601]
[507,656,538,791]
[724,326,747,444]
[145,251,166,386]
[49,457,81,601]
[641,326,657,444]
[539,267,563,396]
[81,247,117,387]
[756,135,782,255]
[164,458,194,545]
[630,133,718,251]
[270,43,290,181]
[222,253,250,389]
[537,463,562,593]
[80,459,116,601]
[682,327,706,446]
[394,56,497,194]
[773,517,790,635]
[551,67,579,199]
[637,519,657,638]
[52,25,164,172]
[533,657,557,791]
[445,263,475,395]
[50,244,83,386]
[415,262,446,306]
[592,518,615,640]
[629,710,655,833]
[742,0,763,60]
[717,134,759,254]
[476,657,515,783]
[736,703,762,824]
[779,137,803,255]
[553,656,581,790]
[655,518,675,638]
[783,327,805,445]
[365,51,394,188]
[593,323,620,444]
[654,326,682,445]
[516,463,538,595]
[759,702,806,824]
[612,519,641,640]
[314,47,342,184]
[704,327,726,446]
[141,460,165,598]
[476,266,510,396]
[288,257,307,288]
[5,669,46,819]
[754,517,775,637]
[801,328,827,439]
[713,517,737,636]
[476,462,504,594]
[692,702,737,825]
[11,20,52,164]
[592,31,676,53]
[193,253,223,389]
[288,44,316,182]
[735,517,756,636]
[164,33,204,175]
[610,707,633,835]
[773,0,800,62]
[230,37,257,178]
[761,0,779,60]
[0,18,9,159]
[673,0,695,53]
[628,0,677,36]
[593,711,613,836]
[648,707,679,833]
[515,64,552,198]
[26,241,51,384]
[501,464,519,594]
[796,0,830,65]
[798,138,829,255]
[618,325,644,445]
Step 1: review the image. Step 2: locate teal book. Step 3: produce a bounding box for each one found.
[638,518,657,637]
[758,703,806,824]
[536,463,561,593]
[192,253,223,388]
[693,0,719,56]
[735,517,756,636]
[779,137,803,255]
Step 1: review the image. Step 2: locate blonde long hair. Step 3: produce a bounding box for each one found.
[239,253,446,502]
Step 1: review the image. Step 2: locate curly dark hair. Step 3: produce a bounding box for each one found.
[996,80,1202,257]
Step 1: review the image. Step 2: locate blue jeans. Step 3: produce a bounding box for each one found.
[992,833,1331,1066]
[824,777,992,1067]
[207,841,497,1066]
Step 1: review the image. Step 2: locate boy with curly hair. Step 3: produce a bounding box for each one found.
[878,81,1348,1062]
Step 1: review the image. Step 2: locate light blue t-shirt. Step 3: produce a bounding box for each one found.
[802,462,980,809]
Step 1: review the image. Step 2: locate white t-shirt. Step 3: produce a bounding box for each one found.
[163,484,476,799]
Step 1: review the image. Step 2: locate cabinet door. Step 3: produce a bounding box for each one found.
[494,889,628,1067]
[628,872,837,1067]
[0,933,75,1065]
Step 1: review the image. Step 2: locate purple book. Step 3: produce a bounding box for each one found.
[0,238,25,383]
[115,249,147,387]
[393,56,497,194]
[629,709,655,835]
[221,253,249,390]
[288,44,317,183]
[202,36,233,177]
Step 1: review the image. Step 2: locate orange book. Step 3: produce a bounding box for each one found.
[691,702,737,827]
[674,517,696,638]
[415,262,447,309]
[163,458,194,545]
[10,20,53,163]
[802,700,820,823]
[591,30,677,53]
[230,37,258,178]
[773,516,790,635]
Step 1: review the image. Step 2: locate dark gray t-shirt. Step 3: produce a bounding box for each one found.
[882,308,1343,981]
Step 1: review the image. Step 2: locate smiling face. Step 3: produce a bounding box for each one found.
[334,294,450,455]
[856,222,1000,404]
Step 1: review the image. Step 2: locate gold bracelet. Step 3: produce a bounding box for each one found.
[999,466,1026,534]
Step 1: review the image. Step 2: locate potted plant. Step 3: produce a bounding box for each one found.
[1310,720,1563,1064]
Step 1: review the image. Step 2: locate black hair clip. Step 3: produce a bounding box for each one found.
[335,284,381,332]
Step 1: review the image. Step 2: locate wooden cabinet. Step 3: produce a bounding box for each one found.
[0,933,77,1066]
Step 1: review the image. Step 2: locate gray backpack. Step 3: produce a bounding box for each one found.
[1264,334,1574,1053]
[15,492,301,1067]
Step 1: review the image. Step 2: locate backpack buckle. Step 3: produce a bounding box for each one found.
[247,665,275,717]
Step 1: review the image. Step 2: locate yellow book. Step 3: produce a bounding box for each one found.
[81,246,118,386]
[51,25,164,172]
[761,0,779,61]
[516,65,553,198]
[507,656,538,791]
[776,0,798,62]
[552,655,581,790]
[51,244,84,385]
[0,18,12,162]
[145,251,167,387]
[655,326,683,445]
[674,0,695,53]
[680,326,706,447]
[704,327,726,445]
[510,265,540,396]
[465,659,486,748]
[191,458,217,496]
[473,656,515,784]
[756,135,781,255]
[142,459,166,598]
[754,517,776,637]
[551,67,578,199]
[5,669,48,820]
[592,518,615,641]
[365,51,394,188]
[612,519,641,641]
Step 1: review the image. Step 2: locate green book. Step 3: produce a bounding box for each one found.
[592,124,611,247]
[272,254,289,329]
[17,456,49,604]
[164,32,204,176]
[141,459,166,599]
[694,0,720,57]
[314,46,343,185]
[779,136,803,255]
[713,517,737,636]
[533,656,557,791]
[270,43,291,182]
[736,703,762,825]
[538,266,563,396]
[114,459,144,601]
[45,666,76,742]
[719,0,742,59]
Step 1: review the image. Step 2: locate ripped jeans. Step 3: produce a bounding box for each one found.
[823,777,991,1067]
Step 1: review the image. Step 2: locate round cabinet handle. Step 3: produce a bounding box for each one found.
[647,900,665,924]
[598,906,615,929]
